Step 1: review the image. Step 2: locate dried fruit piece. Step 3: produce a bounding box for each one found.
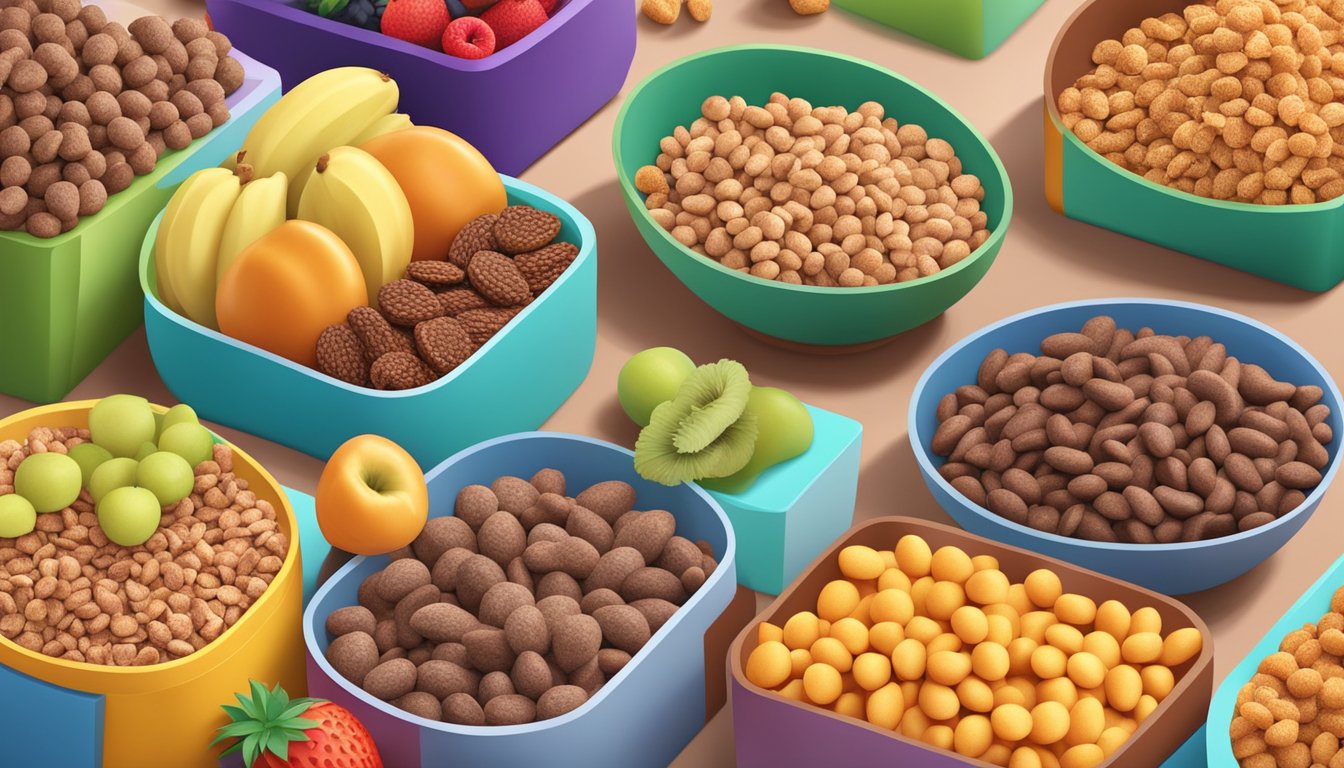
[515,242,578,295]
[415,316,476,374]
[641,0,679,24]
[439,287,492,316]
[493,205,560,255]
[379,278,445,326]
[406,260,465,288]
[348,306,415,359]
[316,323,370,386]
[448,213,499,268]
[370,351,437,390]
[688,0,711,22]
[468,250,532,306]
[634,360,759,485]
[457,307,522,346]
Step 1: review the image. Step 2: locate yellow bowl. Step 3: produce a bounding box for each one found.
[0,400,305,768]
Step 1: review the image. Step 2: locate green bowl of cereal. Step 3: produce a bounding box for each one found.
[612,45,1012,348]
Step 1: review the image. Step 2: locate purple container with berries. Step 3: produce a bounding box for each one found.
[203,0,636,176]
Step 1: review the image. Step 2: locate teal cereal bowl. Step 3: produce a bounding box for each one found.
[613,45,1012,348]
[138,176,596,468]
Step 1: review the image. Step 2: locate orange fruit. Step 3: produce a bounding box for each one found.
[358,126,507,261]
[215,220,367,368]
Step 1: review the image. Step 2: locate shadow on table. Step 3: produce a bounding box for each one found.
[567,179,951,394]
[991,98,1315,306]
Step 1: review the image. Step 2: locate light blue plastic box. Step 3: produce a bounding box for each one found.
[138,179,597,469]
[707,405,862,595]
[302,432,737,768]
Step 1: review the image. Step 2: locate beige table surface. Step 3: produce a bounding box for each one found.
[5,0,1344,764]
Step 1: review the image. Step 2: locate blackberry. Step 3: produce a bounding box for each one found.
[309,0,388,31]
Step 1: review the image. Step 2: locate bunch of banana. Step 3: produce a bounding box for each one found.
[231,66,402,216]
[297,145,414,306]
[154,157,288,330]
[286,112,413,210]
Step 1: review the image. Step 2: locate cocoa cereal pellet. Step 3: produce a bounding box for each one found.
[0,2,242,237]
[324,469,717,725]
[930,315,1334,544]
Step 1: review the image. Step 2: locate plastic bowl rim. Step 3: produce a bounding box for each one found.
[302,430,737,737]
[907,297,1344,554]
[138,174,596,400]
[611,43,1015,298]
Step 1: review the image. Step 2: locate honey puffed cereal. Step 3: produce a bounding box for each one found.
[744,534,1204,766]
[1231,585,1344,767]
[1058,0,1344,205]
[635,93,991,287]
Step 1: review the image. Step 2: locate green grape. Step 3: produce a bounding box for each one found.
[158,422,214,468]
[0,495,37,538]
[135,442,159,461]
[88,394,157,458]
[14,452,82,513]
[89,458,139,504]
[68,442,113,487]
[136,452,194,506]
[96,486,161,547]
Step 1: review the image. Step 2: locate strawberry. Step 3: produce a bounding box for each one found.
[380,0,449,48]
[213,681,383,768]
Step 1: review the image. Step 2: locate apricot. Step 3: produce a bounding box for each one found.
[358,126,507,261]
[216,220,367,367]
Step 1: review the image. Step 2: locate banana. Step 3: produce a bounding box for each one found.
[297,146,414,306]
[234,67,399,217]
[289,113,414,200]
[350,112,413,145]
[217,163,288,283]
[155,167,243,330]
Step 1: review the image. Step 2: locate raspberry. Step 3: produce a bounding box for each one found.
[380,0,449,48]
[481,0,547,49]
[442,16,495,59]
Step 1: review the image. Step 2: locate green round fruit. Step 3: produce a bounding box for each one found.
[14,452,83,514]
[68,442,113,487]
[89,458,139,504]
[159,404,199,439]
[136,452,194,506]
[96,486,161,547]
[0,494,37,538]
[135,441,159,461]
[88,394,157,458]
[158,422,214,468]
[618,347,697,427]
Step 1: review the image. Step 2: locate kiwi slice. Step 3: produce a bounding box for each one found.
[633,360,759,486]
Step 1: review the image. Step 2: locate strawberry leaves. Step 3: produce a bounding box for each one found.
[214,681,324,768]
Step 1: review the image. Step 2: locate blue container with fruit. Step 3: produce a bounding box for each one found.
[138,68,596,469]
[616,348,864,594]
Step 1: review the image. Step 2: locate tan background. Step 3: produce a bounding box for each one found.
[4,0,1343,764]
